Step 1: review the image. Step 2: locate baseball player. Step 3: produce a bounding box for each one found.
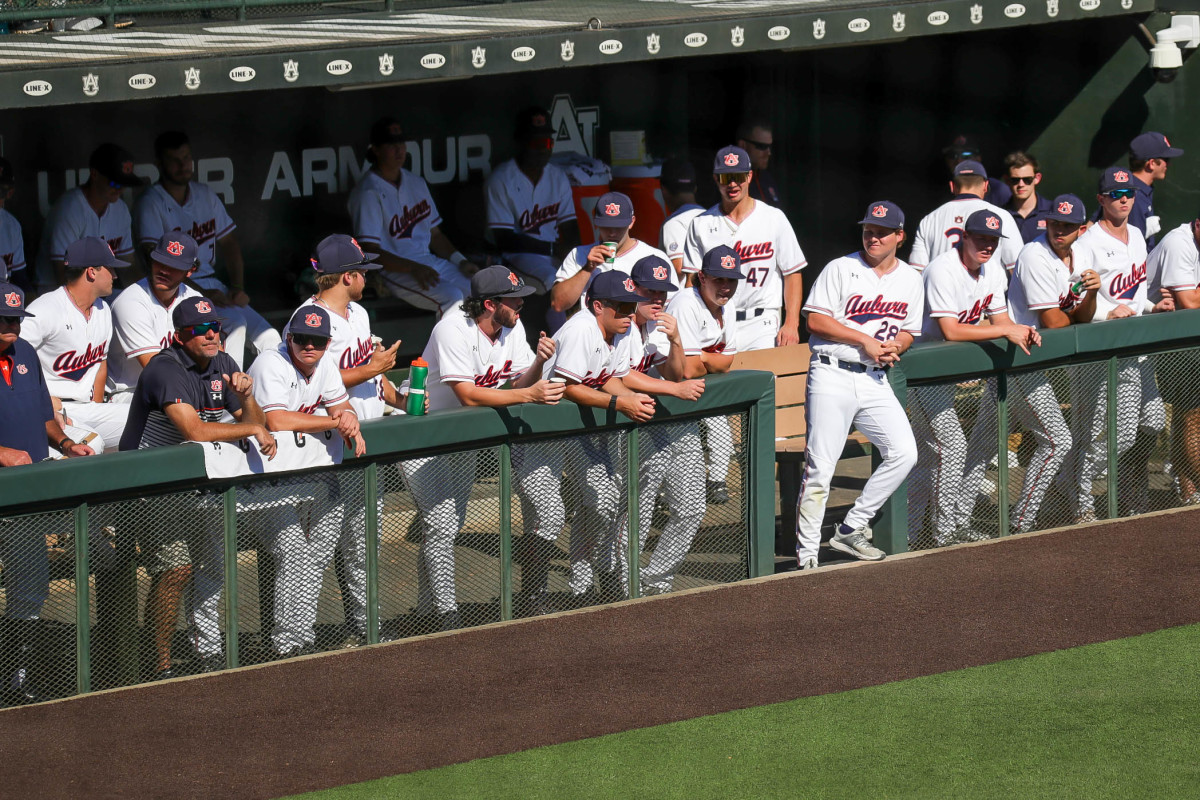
[1146,214,1200,504]
[347,117,479,314]
[1124,131,1184,246]
[1062,167,1172,522]
[485,106,579,293]
[302,234,406,645]
[35,143,141,293]
[22,237,137,452]
[666,245,745,504]
[737,120,783,209]
[681,145,806,350]
[134,130,281,369]
[0,159,27,287]
[550,191,672,312]
[910,209,1042,546]
[107,232,203,400]
[1003,151,1052,244]
[404,266,562,630]
[0,282,96,704]
[516,270,655,613]
[795,202,922,568]
[120,297,277,673]
[1006,195,1101,533]
[658,157,704,280]
[614,255,706,593]
[249,305,364,658]
[910,161,1023,273]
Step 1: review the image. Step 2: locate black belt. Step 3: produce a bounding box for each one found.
[817,354,886,373]
[734,307,768,322]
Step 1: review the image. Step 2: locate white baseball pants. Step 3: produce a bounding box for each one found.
[402,453,476,616]
[380,254,471,315]
[795,359,917,561]
[1009,371,1072,533]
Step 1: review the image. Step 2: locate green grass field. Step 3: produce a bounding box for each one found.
[294,623,1200,799]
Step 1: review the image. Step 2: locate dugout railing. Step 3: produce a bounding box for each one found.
[0,370,774,703]
[874,308,1200,555]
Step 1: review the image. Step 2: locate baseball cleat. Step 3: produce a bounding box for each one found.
[830,524,886,562]
[706,480,730,505]
[799,557,819,571]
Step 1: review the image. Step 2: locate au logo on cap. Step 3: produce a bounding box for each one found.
[871,205,888,218]
[167,240,185,256]
[508,271,520,286]
[1114,170,1130,182]
[724,153,739,166]
[1057,201,1074,214]
[623,278,636,292]
[305,313,322,328]
[721,255,736,269]
[195,300,213,314]
[652,265,667,280]
[604,202,621,216]
[985,216,1000,230]
[4,291,19,307]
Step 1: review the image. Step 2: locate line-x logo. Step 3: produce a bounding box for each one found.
[549,93,600,157]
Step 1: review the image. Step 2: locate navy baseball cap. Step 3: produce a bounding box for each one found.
[713,146,751,174]
[588,270,650,304]
[953,160,988,179]
[943,134,981,158]
[1129,131,1184,161]
[593,191,634,228]
[63,236,131,270]
[369,117,406,146]
[0,281,34,318]
[1045,194,1087,225]
[89,143,143,188]
[173,296,221,329]
[660,157,696,191]
[858,200,905,229]
[631,255,678,292]
[514,106,553,141]
[287,305,332,338]
[150,232,200,272]
[964,209,1006,237]
[311,234,380,274]
[1099,166,1135,193]
[470,265,536,298]
[701,244,747,278]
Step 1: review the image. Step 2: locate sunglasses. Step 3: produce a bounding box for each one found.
[1105,189,1136,200]
[717,172,749,185]
[743,139,772,152]
[182,322,222,336]
[292,334,330,349]
[0,316,21,325]
[107,180,126,190]
[604,301,638,316]
[1006,175,1036,185]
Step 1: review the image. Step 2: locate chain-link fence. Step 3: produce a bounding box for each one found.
[902,344,1200,550]
[0,393,767,707]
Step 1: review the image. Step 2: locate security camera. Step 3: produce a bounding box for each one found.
[1150,15,1199,83]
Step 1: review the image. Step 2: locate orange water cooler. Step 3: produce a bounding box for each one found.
[610,164,665,245]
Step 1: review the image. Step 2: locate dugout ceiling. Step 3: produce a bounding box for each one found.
[0,0,1154,107]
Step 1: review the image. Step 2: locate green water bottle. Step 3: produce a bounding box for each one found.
[406,357,428,416]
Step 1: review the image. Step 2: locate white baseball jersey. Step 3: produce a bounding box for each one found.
[544,309,634,387]
[1146,222,1199,297]
[420,310,535,413]
[1076,222,1148,318]
[305,298,386,420]
[108,278,202,393]
[0,208,26,279]
[909,197,1023,272]
[659,204,704,266]
[680,201,806,313]
[1007,236,1095,328]
[21,287,112,401]
[627,319,672,377]
[133,182,236,287]
[249,344,349,416]
[556,239,673,308]
[486,158,575,244]
[804,253,924,366]
[920,249,1009,341]
[347,169,441,261]
[665,286,737,356]
[35,188,134,288]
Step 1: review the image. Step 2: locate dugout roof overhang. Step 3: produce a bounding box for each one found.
[0,0,1154,108]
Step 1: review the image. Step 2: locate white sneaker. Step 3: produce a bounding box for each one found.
[830,525,886,562]
[956,528,991,543]
[799,557,818,571]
